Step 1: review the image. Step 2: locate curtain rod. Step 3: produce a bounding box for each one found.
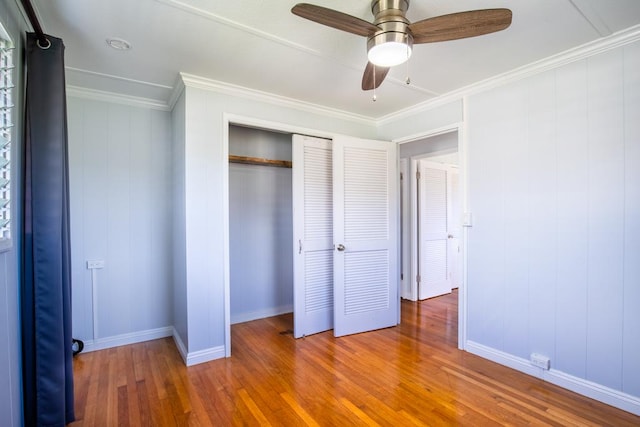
[20,0,49,47]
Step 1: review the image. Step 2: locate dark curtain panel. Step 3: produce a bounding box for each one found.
[21,33,74,426]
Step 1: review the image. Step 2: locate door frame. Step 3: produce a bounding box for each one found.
[394,123,468,350]
[407,144,460,303]
[399,158,412,300]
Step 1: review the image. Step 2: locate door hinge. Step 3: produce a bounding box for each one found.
[400,172,404,181]
[401,273,404,280]
[416,170,421,180]
[416,274,421,283]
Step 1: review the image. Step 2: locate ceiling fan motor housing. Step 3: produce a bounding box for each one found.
[367,0,413,65]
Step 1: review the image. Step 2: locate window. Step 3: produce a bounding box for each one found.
[0,31,13,250]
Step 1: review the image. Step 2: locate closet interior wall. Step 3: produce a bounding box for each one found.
[229,125,293,324]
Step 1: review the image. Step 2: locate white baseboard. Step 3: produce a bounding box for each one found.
[184,345,226,366]
[544,369,640,416]
[172,328,188,362]
[466,341,543,378]
[79,325,226,367]
[230,305,292,325]
[466,340,640,416]
[172,327,226,366]
[81,326,173,353]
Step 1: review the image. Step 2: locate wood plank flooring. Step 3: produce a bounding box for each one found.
[70,291,640,426]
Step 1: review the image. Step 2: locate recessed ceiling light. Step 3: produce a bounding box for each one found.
[106,38,131,50]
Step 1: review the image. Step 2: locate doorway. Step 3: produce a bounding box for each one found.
[397,126,466,349]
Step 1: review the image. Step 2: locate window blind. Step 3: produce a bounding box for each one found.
[0,37,13,243]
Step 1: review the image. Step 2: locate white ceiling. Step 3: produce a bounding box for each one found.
[33,0,640,119]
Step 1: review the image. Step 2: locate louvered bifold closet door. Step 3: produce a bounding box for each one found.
[333,136,398,337]
[418,160,452,299]
[292,135,334,338]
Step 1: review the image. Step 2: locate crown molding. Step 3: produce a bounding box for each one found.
[65,67,173,110]
[66,68,375,126]
[66,86,171,111]
[378,23,640,126]
[167,73,185,110]
[175,72,377,127]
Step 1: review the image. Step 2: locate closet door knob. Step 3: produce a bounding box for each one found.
[336,244,345,252]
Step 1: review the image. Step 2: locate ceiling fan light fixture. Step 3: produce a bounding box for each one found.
[292,1,512,90]
[367,32,413,67]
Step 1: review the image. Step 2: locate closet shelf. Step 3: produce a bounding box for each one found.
[229,155,292,168]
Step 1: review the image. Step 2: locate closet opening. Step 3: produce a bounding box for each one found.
[228,125,295,331]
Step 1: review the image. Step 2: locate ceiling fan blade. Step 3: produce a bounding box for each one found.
[362,62,390,91]
[410,9,512,44]
[292,3,378,37]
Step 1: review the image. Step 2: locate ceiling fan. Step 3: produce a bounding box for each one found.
[292,0,512,91]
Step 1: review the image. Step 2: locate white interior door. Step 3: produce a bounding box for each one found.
[332,136,398,337]
[418,160,452,299]
[292,135,333,338]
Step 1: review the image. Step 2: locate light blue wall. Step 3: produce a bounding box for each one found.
[172,92,188,349]
[229,125,292,160]
[229,126,293,323]
[0,0,27,425]
[465,40,640,399]
[399,131,458,159]
[67,97,173,346]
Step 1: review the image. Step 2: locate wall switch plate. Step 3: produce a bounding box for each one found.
[463,212,473,227]
[86,260,105,269]
[531,353,551,370]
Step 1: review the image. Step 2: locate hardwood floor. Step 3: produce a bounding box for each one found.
[70,291,640,426]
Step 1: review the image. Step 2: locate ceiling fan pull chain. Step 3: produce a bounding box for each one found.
[373,66,377,102]
[405,34,411,85]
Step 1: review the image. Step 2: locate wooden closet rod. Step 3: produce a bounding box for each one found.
[229,155,292,168]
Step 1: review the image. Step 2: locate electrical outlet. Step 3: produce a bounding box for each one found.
[86,260,105,269]
[531,353,550,370]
